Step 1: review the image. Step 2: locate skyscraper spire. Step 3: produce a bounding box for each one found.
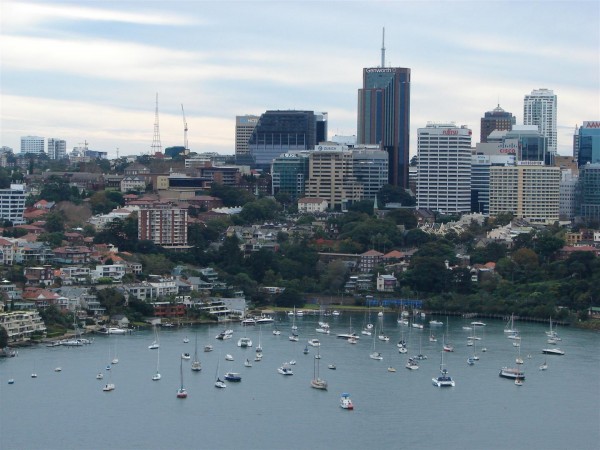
[381,27,386,68]
[151,92,162,155]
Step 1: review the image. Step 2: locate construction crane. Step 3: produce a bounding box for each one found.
[181,104,189,155]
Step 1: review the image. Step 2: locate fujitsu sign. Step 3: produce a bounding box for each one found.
[442,129,459,135]
[583,121,600,128]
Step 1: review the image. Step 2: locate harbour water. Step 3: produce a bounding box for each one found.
[1,314,599,450]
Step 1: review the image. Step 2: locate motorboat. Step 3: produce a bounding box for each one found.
[542,348,565,355]
[277,363,294,375]
[224,372,242,382]
[272,329,281,336]
[256,315,274,324]
[429,320,443,326]
[225,354,234,361]
[55,367,62,372]
[103,383,115,392]
[181,353,191,360]
[412,323,424,329]
[467,357,475,366]
[244,359,252,368]
[96,373,103,379]
[340,393,354,410]
[336,332,359,340]
[387,367,397,372]
[539,360,548,370]
[303,346,309,354]
[331,310,340,316]
[289,360,296,365]
[289,335,299,342]
[241,317,256,326]
[183,337,189,343]
[397,318,409,326]
[471,321,487,327]
[316,327,330,334]
[254,354,262,362]
[429,333,437,342]
[378,334,390,342]
[105,327,128,335]
[176,387,187,399]
[215,378,227,388]
[443,343,454,352]
[515,377,524,386]
[148,341,159,350]
[348,337,358,344]
[237,337,253,348]
[499,367,525,380]
[7,379,15,384]
[308,339,321,347]
[328,364,336,370]
[361,328,372,336]
[204,344,213,352]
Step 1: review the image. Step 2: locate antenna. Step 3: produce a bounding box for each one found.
[381,27,385,68]
[181,104,189,155]
[151,93,162,155]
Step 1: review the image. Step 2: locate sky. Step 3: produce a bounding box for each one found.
[1,0,599,159]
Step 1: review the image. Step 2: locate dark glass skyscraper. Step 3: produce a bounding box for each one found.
[357,67,411,188]
[248,110,327,169]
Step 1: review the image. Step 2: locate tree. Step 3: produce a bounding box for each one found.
[385,209,418,229]
[274,288,303,308]
[377,184,416,206]
[96,288,127,315]
[0,325,8,348]
[45,212,65,233]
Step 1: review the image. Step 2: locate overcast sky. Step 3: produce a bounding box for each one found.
[1,0,599,158]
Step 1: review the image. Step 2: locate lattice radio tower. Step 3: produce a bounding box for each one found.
[151,92,162,154]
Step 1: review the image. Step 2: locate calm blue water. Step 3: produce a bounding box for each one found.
[1,314,599,450]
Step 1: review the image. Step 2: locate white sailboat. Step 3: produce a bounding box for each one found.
[311,345,327,390]
[176,357,187,398]
[370,326,383,360]
[256,326,263,354]
[152,348,161,381]
[504,313,518,334]
[111,336,119,364]
[191,333,201,372]
[149,325,159,349]
[215,354,226,388]
[432,351,455,387]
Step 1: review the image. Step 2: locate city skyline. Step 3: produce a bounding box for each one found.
[1,0,599,158]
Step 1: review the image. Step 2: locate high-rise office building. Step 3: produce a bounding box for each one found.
[305,145,363,210]
[489,163,560,224]
[523,88,557,153]
[480,104,516,143]
[352,146,389,200]
[416,123,472,214]
[577,163,600,221]
[357,47,410,188]
[248,110,327,169]
[505,125,551,164]
[271,152,310,199]
[235,115,259,164]
[47,138,67,160]
[575,121,600,167]
[20,136,45,155]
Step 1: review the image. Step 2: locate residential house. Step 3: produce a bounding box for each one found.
[91,264,126,282]
[376,273,398,292]
[53,246,92,264]
[359,250,384,273]
[24,265,55,286]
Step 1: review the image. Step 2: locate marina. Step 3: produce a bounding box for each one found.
[1,313,598,450]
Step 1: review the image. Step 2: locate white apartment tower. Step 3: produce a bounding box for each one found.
[47,138,67,160]
[20,136,45,155]
[524,88,557,154]
[416,123,472,214]
[0,184,27,225]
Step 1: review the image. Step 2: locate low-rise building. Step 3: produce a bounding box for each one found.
[298,197,328,213]
[0,310,47,342]
[376,273,398,292]
[91,264,126,282]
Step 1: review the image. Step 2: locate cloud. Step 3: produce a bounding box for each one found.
[1,1,197,29]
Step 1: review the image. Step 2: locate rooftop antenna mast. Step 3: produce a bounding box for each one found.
[181,104,189,155]
[381,27,385,68]
[151,93,162,155]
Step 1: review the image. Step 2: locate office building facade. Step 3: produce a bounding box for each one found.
[577,163,600,221]
[305,146,363,210]
[480,104,516,143]
[271,152,310,199]
[248,111,327,169]
[416,123,472,214]
[357,66,411,188]
[352,146,389,200]
[575,121,600,167]
[20,136,45,155]
[47,138,67,160]
[235,115,259,164]
[489,163,560,224]
[523,88,557,154]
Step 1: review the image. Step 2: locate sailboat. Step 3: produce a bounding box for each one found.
[176,358,187,398]
[415,336,427,360]
[397,328,407,354]
[539,360,548,370]
[152,348,161,380]
[515,339,524,365]
[31,360,38,378]
[191,333,201,372]
[103,354,115,391]
[148,325,159,349]
[432,351,455,387]
[370,326,383,360]
[311,345,327,390]
[215,354,226,388]
[256,326,263,354]
[289,309,299,341]
[443,319,454,352]
[111,336,119,364]
[378,317,390,342]
[504,313,518,334]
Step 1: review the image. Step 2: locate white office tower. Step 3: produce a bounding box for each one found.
[235,115,259,161]
[524,88,557,153]
[47,138,67,160]
[416,123,472,214]
[0,184,27,225]
[20,136,45,155]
